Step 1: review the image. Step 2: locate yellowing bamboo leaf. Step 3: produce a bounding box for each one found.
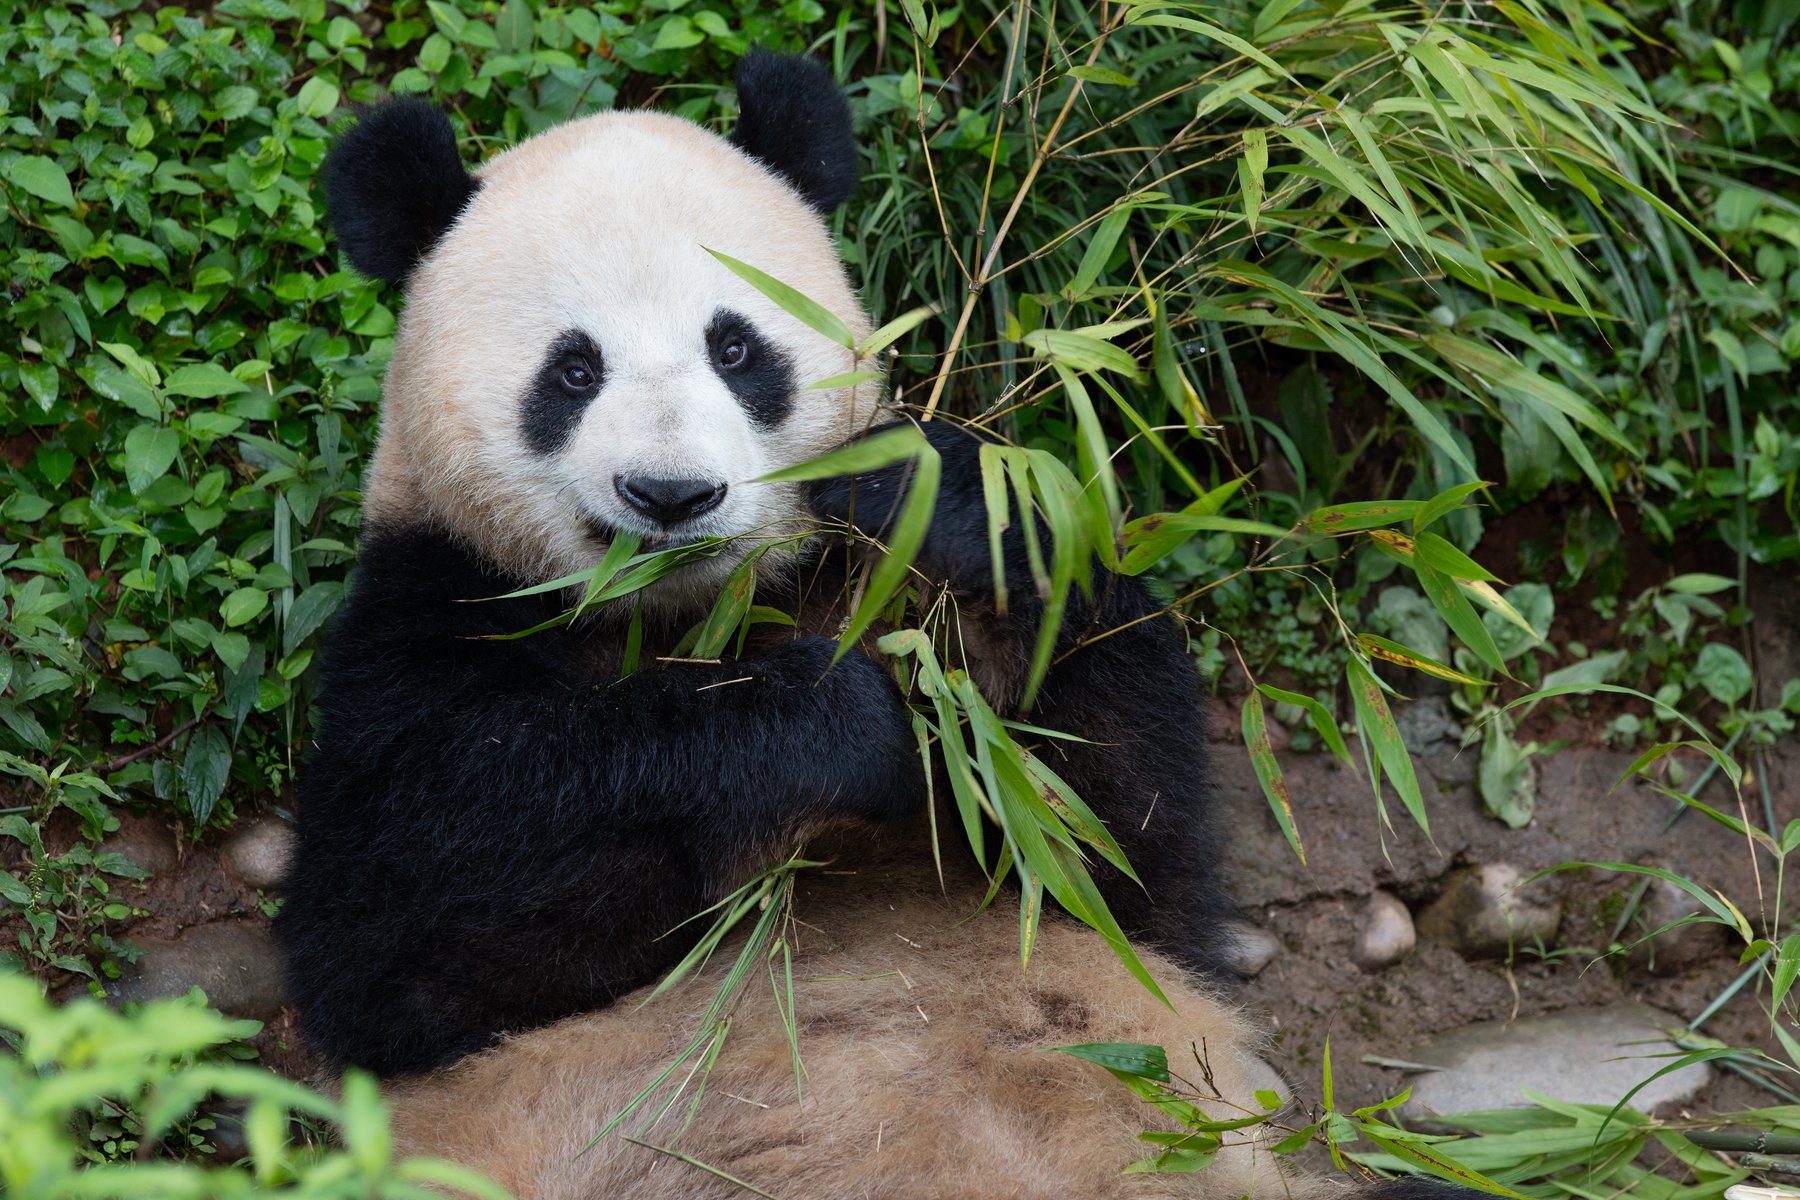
[1358,633,1490,686]
[1243,692,1305,863]
[1348,657,1430,838]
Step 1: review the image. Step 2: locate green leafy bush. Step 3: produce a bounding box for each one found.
[0,973,510,1195]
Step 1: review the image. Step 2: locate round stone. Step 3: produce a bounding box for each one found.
[220,817,295,891]
[1352,890,1415,971]
[1416,862,1561,960]
[1221,920,1280,977]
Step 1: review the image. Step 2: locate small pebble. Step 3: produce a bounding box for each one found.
[220,817,295,891]
[1352,891,1415,971]
[1221,920,1280,978]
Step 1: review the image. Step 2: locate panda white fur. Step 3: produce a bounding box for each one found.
[279,52,1456,1200]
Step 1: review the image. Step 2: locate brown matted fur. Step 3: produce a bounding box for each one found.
[383,851,1326,1200]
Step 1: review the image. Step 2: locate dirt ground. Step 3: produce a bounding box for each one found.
[1222,564,1800,1123]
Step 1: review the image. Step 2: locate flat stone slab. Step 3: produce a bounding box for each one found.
[1400,1003,1711,1121]
[110,921,285,1020]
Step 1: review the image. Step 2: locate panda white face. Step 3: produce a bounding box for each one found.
[360,111,878,609]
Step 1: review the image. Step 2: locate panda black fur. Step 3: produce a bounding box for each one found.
[280,53,1458,1200]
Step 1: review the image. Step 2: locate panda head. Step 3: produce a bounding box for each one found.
[324,53,876,607]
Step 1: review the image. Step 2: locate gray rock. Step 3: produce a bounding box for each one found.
[220,818,294,891]
[1399,1004,1712,1121]
[1353,891,1415,971]
[1222,920,1280,977]
[1416,863,1561,959]
[111,921,284,1019]
[1397,695,1462,757]
[1626,863,1731,971]
[98,815,179,877]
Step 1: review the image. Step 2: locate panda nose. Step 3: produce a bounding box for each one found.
[614,475,728,526]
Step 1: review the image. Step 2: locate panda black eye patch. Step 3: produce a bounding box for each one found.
[707,309,793,427]
[521,328,605,455]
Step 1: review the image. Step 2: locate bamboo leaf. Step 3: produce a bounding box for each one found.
[705,246,855,349]
[1256,683,1351,763]
[1358,633,1491,686]
[1416,563,1509,677]
[1414,530,1499,583]
[1067,206,1133,299]
[858,304,939,357]
[1348,657,1430,838]
[1414,482,1490,532]
[1243,692,1305,863]
[1306,500,1424,534]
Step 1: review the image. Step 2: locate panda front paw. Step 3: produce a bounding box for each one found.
[759,636,923,822]
[804,420,1012,599]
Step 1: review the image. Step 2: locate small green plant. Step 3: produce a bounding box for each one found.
[0,973,513,1197]
[0,752,145,986]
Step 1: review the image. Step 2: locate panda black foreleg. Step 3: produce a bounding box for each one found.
[807,422,1232,973]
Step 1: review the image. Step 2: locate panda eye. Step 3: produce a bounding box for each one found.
[560,360,597,391]
[718,338,749,370]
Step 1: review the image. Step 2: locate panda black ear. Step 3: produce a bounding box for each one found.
[322,99,479,287]
[730,51,858,213]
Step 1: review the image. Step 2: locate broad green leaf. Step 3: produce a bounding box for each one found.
[1693,643,1752,705]
[1478,721,1536,829]
[220,587,269,627]
[294,76,339,118]
[101,340,163,389]
[705,247,855,349]
[164,363,251,398]
[1666,573,1735,596]
[6,155,75,208]
[180,726,231,826]
[123,424,180,495]
[1053,1042,1170,1081]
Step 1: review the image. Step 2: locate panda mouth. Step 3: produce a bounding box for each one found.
[581,514,708,552]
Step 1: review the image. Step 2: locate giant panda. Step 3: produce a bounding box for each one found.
[278,51,1454,1200]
